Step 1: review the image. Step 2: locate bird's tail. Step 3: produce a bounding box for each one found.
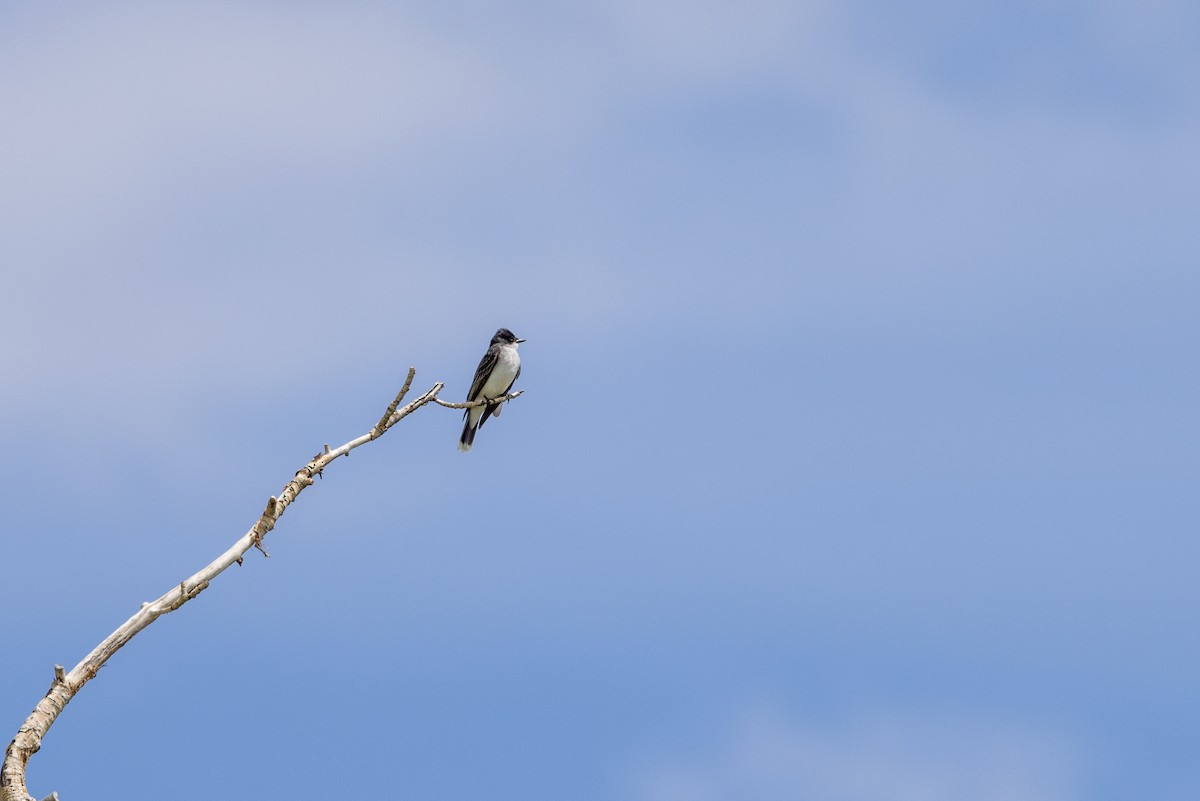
[458,414,476,452]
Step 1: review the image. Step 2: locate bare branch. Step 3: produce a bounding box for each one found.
[431,388,524,410]
[2,368,504,801]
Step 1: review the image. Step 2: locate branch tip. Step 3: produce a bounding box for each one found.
[53,665,65,684]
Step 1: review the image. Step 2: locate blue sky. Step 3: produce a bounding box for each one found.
[2,2,1197,799]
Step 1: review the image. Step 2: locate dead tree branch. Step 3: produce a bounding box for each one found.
[431,388,523,410]
[2,368,517,801]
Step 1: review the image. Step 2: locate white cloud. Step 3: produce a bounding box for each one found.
[631,707,1083,801]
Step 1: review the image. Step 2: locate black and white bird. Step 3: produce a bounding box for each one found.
[458,327,525,452]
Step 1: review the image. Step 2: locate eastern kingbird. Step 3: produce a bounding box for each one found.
[458,327,525,452]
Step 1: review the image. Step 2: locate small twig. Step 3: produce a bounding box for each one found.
[372,382,447,433]
[372,367,417,438]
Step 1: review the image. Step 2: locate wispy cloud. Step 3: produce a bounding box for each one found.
[631,706,1082,801]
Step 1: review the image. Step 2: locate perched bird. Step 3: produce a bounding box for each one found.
[458,327,525,452]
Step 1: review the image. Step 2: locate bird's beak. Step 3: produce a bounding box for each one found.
[516,338,527,343]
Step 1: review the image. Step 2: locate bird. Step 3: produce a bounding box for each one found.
[458,327,525,452]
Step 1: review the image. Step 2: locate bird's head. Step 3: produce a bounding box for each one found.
[493,328,526,345]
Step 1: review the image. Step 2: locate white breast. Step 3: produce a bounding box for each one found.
[481,344,521,398]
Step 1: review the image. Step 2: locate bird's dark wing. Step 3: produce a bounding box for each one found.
[464,345,498,423]
[467,345,499,402]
